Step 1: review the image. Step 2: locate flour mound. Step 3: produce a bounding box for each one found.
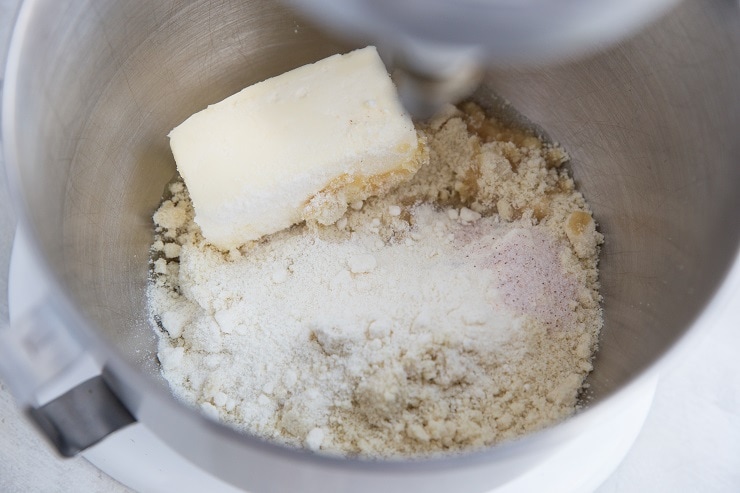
[148,102,603,457]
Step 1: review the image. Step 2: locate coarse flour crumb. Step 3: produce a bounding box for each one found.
[148,102,604,457]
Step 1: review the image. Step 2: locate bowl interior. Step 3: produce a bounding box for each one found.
[6,0,740,422]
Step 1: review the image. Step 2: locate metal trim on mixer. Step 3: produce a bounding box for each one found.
[27,373,136,457]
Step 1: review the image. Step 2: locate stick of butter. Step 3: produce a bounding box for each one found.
[169,46,428,250]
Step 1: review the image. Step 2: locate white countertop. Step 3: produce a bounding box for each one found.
[0,1,738,491]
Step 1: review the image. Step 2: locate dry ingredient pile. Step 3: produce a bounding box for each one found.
[148,102,603,458]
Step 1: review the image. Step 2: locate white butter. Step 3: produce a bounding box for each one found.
[169,46,427,250]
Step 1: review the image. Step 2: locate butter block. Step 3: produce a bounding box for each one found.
[169,46,428,250]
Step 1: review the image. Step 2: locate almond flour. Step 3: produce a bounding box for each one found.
[148,102,603,457]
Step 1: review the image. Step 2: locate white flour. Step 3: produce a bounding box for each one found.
[148,102,603,457]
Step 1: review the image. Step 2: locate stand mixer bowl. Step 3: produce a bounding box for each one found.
[2,0,739,491]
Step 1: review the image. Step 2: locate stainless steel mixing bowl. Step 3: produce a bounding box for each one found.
[2,0,739,492]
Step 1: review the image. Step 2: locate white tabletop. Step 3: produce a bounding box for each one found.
[0,1,738,491]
